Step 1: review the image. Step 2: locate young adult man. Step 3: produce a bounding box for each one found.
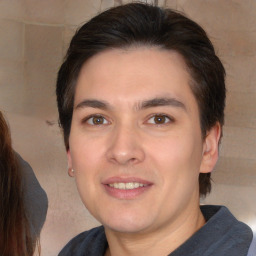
[56,3,253,256]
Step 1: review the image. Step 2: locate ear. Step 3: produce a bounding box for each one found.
[67,149,75,177]
[199,122,221,174]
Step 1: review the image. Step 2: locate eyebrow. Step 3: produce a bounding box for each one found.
[75,97,186,111]
[139,97,186,111]
[75,99,110,110]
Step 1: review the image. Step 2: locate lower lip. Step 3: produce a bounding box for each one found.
[103,184,152,199]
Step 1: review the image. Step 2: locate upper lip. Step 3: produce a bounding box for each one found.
[102,176,153,185]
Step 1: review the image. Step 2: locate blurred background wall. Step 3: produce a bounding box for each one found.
[0,0,255,255]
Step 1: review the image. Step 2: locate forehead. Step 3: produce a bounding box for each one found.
[74,47,196,110]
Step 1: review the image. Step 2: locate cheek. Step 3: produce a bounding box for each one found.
[70,134,105,171]
[147,131,203,184]
[69,137,105,203]
[70,139,103,210]
[151,133,202,162]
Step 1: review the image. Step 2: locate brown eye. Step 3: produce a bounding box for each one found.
[86,115,108,125]
[92,116,104,125]
[154,115,167,124]
[147,114,172,125]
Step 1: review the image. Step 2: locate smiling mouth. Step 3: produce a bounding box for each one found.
[108,182,148,190]
[103,179,152,199]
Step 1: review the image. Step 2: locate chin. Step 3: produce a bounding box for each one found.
[101,213,154,234]
[106,223,149,234]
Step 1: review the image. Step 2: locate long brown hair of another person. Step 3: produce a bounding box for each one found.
[0,111,35,256]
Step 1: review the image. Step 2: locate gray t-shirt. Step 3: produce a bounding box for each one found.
[17,153,48,240]
[59,205,253,256]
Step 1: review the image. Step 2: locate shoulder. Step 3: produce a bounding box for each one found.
[16,152,48,239]
[171,205,253,256]
[58,226,107,256]
[200,205,253,255]
[201,205,252,236]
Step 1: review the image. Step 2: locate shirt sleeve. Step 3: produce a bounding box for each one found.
[16,152,48,240]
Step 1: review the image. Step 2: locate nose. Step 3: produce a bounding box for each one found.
[106,124,145,165]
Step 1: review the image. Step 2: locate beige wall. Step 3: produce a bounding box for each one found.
[0,0,255,255]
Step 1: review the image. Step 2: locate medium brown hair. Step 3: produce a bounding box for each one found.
[56,3,226,196]
[0,111,34,256]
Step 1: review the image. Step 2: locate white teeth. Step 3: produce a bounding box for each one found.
[108,182,146,190]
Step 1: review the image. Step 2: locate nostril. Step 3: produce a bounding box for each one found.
[107,152,144,165]
[130,158,137,163]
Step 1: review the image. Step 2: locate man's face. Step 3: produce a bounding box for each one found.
[68,47,215,234]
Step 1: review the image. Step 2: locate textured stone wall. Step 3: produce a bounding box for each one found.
[0,1,255,255]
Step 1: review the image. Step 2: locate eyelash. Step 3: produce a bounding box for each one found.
[146,114,174,125]
[81,113,174,126]
[82,114,110,126]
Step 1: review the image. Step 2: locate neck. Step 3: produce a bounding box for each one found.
[104,204,205,256]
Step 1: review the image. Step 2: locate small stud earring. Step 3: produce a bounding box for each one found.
[68,168,75,177]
